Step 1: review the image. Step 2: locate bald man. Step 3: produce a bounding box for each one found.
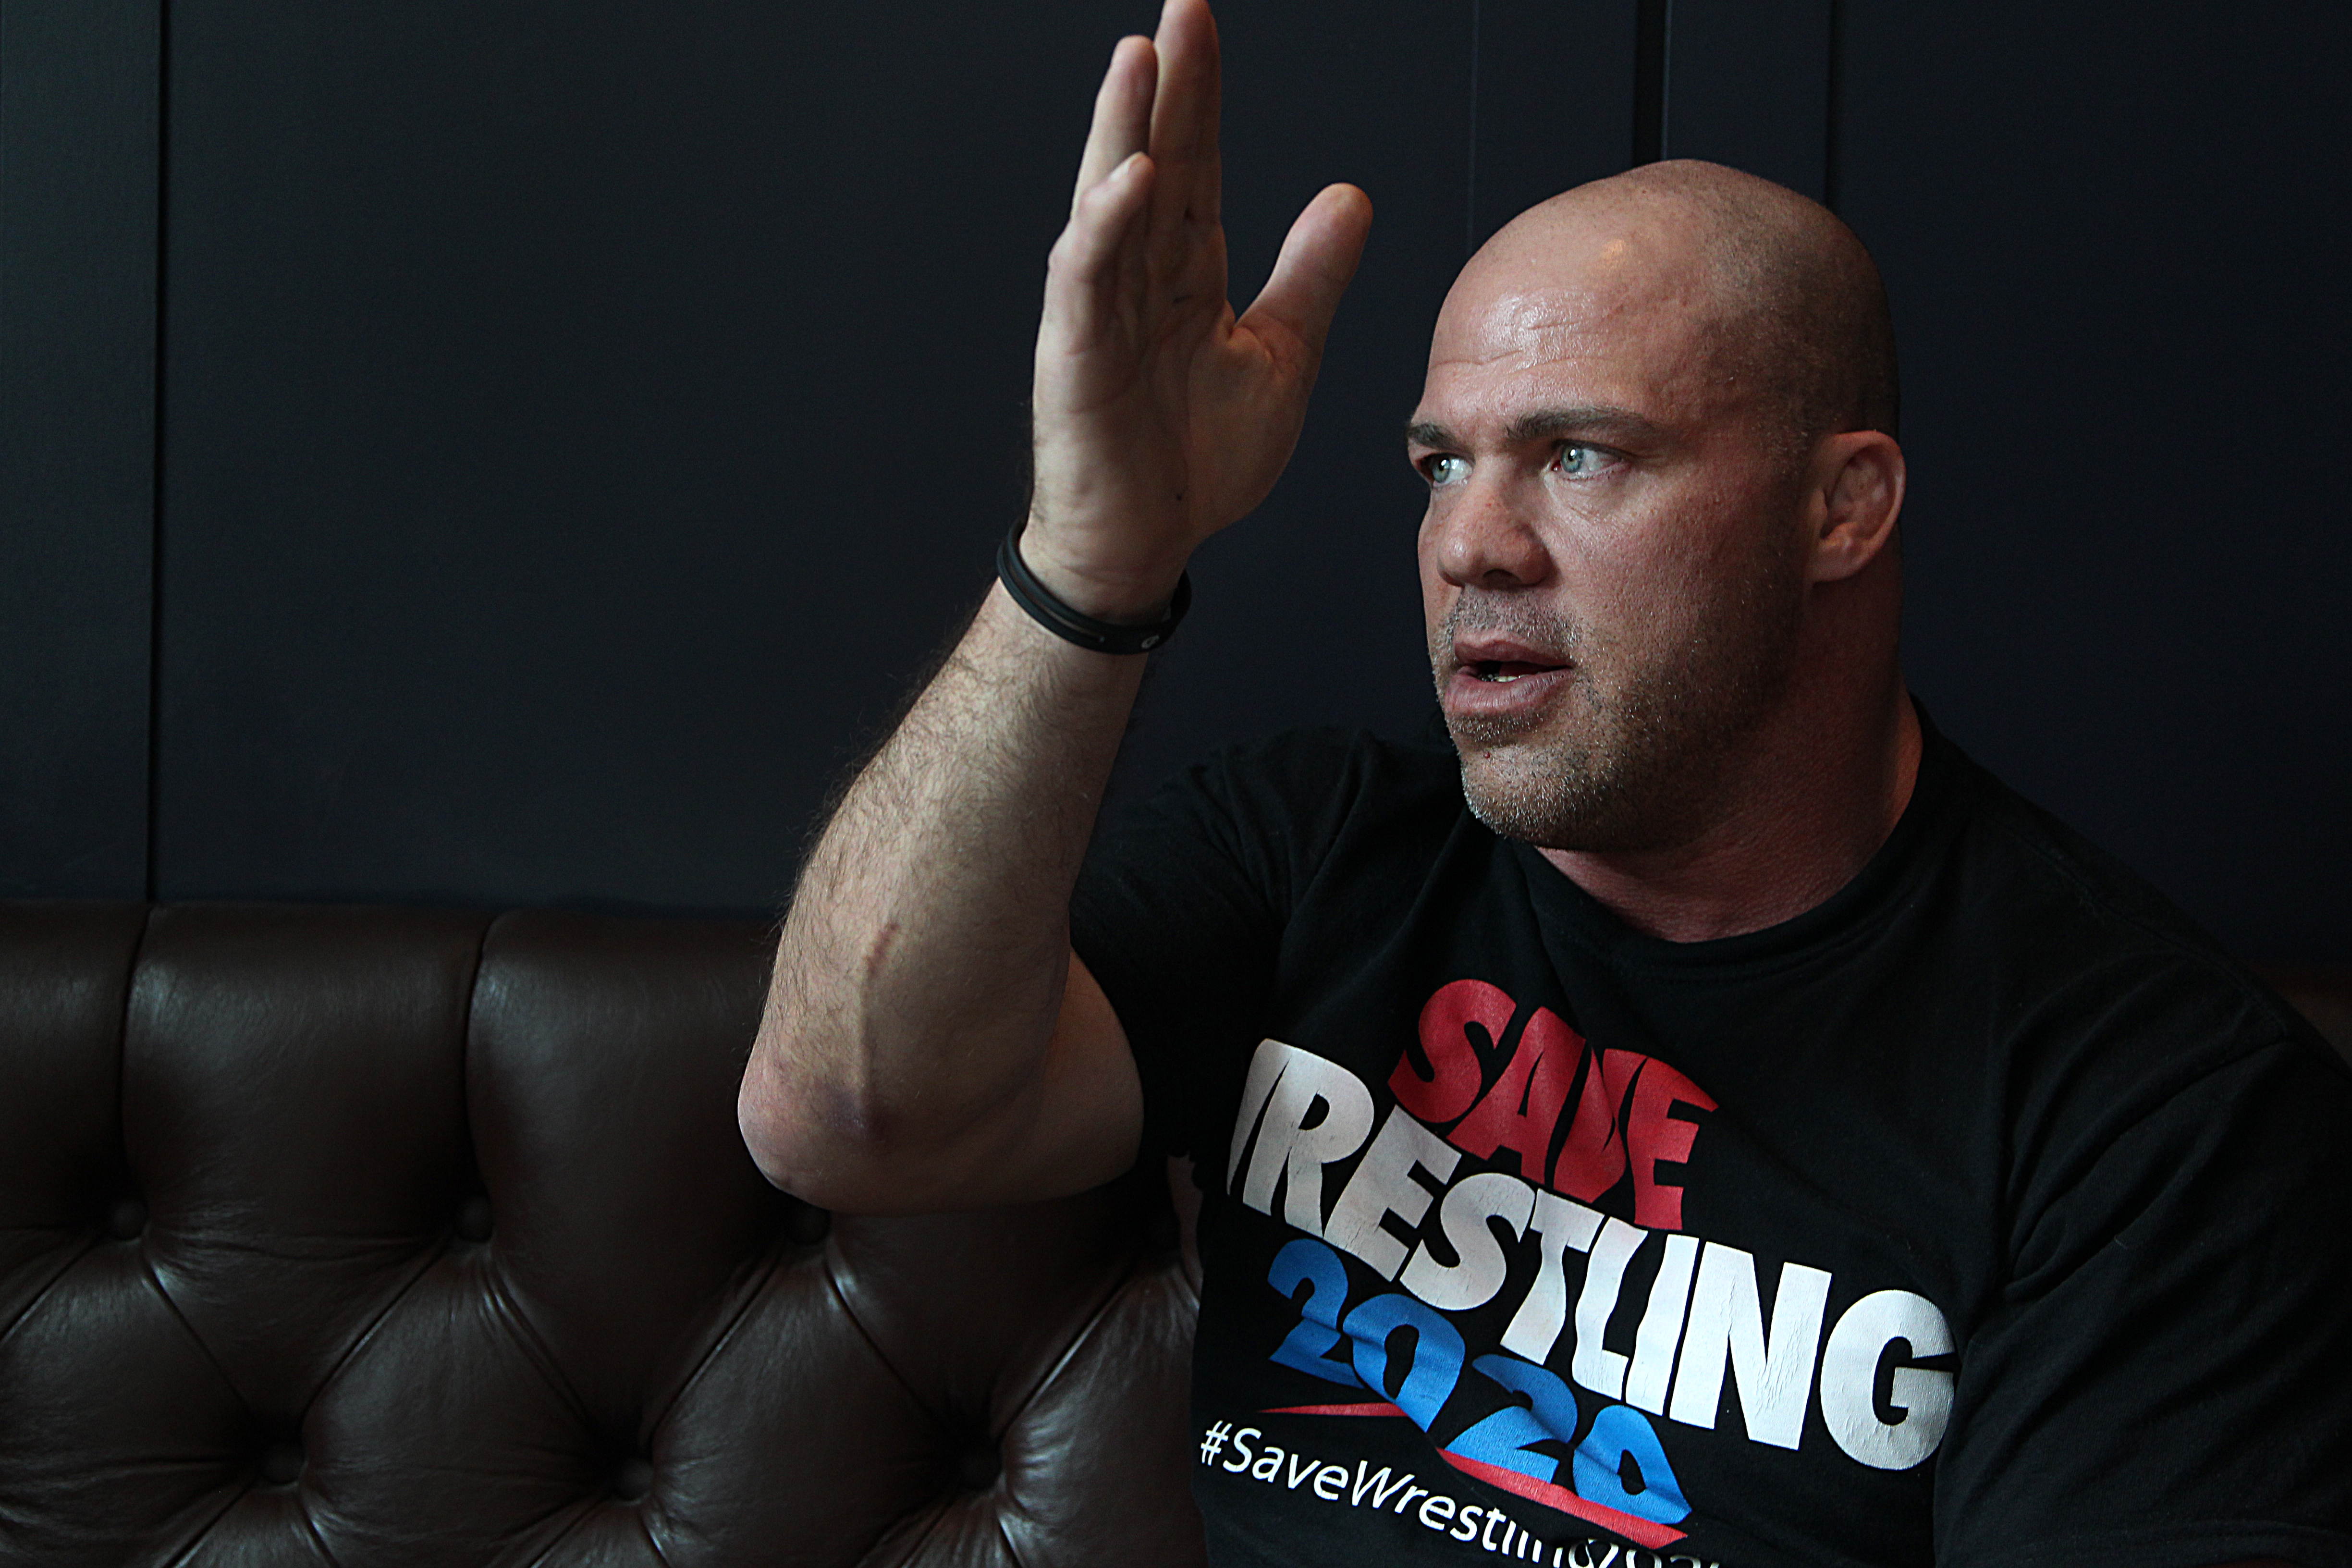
[737,4,2352,1565]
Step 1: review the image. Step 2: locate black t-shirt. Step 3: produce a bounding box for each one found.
[1071,717,2352,1568]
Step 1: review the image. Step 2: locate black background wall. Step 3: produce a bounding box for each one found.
[4,0,2346,960]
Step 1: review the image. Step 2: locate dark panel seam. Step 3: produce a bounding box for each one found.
[1633,0,1670,164]
[1823,0,1845,211]
[1465,0,1482,258]
[144,0,172,902]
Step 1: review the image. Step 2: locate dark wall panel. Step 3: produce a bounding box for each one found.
[155,0,1482,911]
[1469,0,1639,248]
[23,0,2338,959]
[0,0,159,898]
[1655,0,1831,201]
[1837,0,2352,959]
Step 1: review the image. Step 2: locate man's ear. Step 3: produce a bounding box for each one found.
[1806,429,1906,584]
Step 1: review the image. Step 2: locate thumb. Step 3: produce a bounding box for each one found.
[1238,183,1372,369]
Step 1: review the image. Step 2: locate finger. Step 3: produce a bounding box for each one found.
[1238,183,1373,366]
[1147,0,1222,232]
[1072,35,1156,212]
[1045,153,1157,347]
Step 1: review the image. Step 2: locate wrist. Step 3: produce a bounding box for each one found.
[1015,515,1189,624]
[999,523,1193,656]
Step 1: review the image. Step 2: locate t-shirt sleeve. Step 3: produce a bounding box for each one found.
[1069,731,1364,1163]
[1934,1032,2352,1568]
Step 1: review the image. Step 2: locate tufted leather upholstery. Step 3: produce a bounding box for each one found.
[0,902,1205,1568]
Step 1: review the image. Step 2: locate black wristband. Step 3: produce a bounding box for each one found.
[996,525,1192,655]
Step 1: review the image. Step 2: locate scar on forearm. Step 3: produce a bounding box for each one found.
[862,920,901,979]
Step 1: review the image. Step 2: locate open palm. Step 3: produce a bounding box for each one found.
[1022,0,1373,619]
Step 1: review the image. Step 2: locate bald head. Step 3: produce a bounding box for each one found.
[1414,161,1914,880]
[1453,161,1898,447]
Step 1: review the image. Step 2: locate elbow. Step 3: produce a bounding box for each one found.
[735,1050,800,1194]
[737,1022,835,1198]
[735,1018,907,1212]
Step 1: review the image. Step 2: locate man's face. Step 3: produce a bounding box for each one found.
[1409,219,1812,852]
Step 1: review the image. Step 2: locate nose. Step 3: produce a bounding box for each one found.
[1421,472,1552,590]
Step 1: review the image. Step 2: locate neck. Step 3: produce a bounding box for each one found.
[1537,673,1922,943]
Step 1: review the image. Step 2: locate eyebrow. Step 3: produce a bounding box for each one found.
[1404,404,1666,451]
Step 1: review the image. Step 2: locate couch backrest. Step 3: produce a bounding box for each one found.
[0,903,1203,1568]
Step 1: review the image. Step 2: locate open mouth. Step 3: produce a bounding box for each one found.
[1470,660,1561,683]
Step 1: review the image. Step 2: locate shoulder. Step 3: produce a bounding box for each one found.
[1954,757,2330,1066]
[1926,748,2350,1196]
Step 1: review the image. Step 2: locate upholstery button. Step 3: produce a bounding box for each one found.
[953,1445,1001,1491]
[104,1198,147,1239]
[260,1440,304,1486]
[612,1457,654,1503]
[454,1195,493,1243]
[781,1198,829,1247]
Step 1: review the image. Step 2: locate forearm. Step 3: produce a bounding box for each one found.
[738,0,1364,1211]
[741,580,1146,1205]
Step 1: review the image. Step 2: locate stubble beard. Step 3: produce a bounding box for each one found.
[1433,550,1807,854]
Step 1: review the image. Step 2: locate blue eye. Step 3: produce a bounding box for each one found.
[1425,453,1470,486]
[1556,443,1609,477]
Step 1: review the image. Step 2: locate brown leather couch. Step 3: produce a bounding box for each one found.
[6,902,2346,1568]
[0,902,1204,1568]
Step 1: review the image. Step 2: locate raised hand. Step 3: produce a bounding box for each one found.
[1021,0,1373,620]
